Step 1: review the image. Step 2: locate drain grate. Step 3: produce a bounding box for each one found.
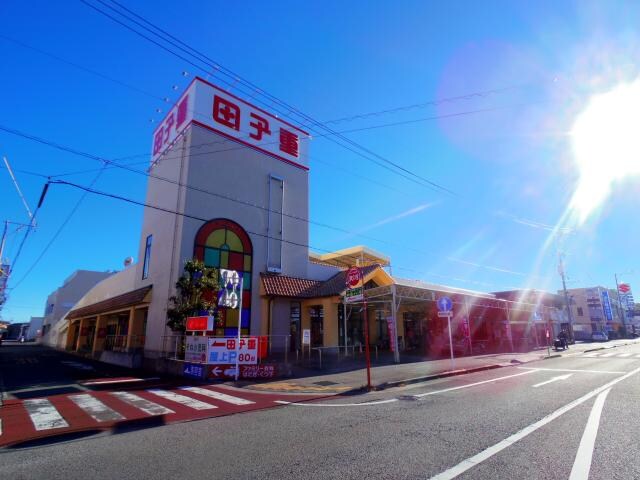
[312,380,339,386]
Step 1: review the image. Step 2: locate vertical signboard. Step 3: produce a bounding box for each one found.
[601,290,613,322]
[185,336,209,363]
[345,267,364,303]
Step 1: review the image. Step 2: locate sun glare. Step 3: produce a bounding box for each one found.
[569,78,640,223]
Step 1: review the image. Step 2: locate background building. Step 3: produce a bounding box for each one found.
[26,316,44,341]
[41,269,116,347]
[564,286,625,340]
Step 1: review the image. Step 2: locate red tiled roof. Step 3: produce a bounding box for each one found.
[261,264,380,298]
[67,286,152,320]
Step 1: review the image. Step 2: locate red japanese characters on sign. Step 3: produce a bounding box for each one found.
[152,93,191,160]
[151,77,309,169]
[346,267,362,288]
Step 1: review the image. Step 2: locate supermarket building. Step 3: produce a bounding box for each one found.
[60,78,567,371]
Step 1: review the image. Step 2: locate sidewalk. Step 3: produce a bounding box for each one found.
[243,338,640,394]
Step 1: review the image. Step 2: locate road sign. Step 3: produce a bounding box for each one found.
[437,311,452,318]
[183,363,205,379]
[207,364,236,379]
[437,296,453,313]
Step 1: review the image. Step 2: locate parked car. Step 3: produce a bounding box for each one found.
[591,331,609,342]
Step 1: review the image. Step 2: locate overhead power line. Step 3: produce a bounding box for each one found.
[0,123,537,280]
[82,0,455,195]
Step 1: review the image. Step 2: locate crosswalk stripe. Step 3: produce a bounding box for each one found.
[616,353,632,358]
[582,354,600,358]
[147,389,217,410]
[111,392,174,416]
[23,399,69,431]
[69,394,125,422]
[179,387,255,406]
[0,418,2,436]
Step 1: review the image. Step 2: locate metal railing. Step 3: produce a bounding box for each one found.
[103,334,145,353]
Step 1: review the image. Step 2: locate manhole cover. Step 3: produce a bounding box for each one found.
[313,380,339,386]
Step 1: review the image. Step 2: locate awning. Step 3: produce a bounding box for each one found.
[67,286,152,320]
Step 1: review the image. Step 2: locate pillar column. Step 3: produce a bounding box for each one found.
[92,315,106,356]
[76,318,86,351]
[125,307,136,350]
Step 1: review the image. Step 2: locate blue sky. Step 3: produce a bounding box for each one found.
[2,0,640,323]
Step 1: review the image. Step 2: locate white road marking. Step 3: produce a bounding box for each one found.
[179,387,255,406]
[147,389,217,410]
[616,353,632,358]
[111,391,174,415]
[412,370,537,398]
[69,394,125,422]
[569,388,611,480]
[582,354,601,358]
[275,399,398,407]
[518,367,625,375]
[82,377,159,386]
[636,354,640,359]
[23,398,69,431]
[0,418,2,436]
[428,367,640,480]
[599,352,617,358]
[532,374,573,388]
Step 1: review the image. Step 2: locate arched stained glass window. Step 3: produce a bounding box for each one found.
[194,219,252,336]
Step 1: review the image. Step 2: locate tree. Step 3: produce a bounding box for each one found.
[166,259,220,332]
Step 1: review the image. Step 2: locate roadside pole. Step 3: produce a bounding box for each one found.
[363,297,372,391]
[235,275,244,381]
[447,312,454,370]
[437,296,455,371]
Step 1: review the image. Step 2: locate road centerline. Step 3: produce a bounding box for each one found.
[518,367,625,374]
[412,370,538,398]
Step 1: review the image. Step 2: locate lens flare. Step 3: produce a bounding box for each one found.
[570,78,640,223]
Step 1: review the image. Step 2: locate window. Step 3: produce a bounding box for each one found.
[194,219,253,336]
[577,307,584,317]
[142,234,152,280]
[267,175,284,272]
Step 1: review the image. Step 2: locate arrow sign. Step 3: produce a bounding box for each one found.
[532,373,573,388]
[437,296,453,313]
[210,366,221,376]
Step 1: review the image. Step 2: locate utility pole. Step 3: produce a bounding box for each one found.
[558,253,575,338]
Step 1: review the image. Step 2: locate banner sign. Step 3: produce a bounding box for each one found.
[345,267,364,303]
[207,337,258,365]
[185,336,209,363]
[386,317,396,352]
[151,78,310,170]
[601,290,613,322]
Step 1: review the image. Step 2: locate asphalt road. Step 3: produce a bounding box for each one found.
[1,343,640,479]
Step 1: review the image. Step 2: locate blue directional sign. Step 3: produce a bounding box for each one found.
[437,296,453,313]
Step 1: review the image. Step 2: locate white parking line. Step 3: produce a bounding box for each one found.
[179,387,255,406]
[518,367,625,375]
[69,394,125,422]
[23,398,69,431]
[147,389,217,410]
[428,367,640,480]
[569,388,611,480]
[111,392,174,416]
